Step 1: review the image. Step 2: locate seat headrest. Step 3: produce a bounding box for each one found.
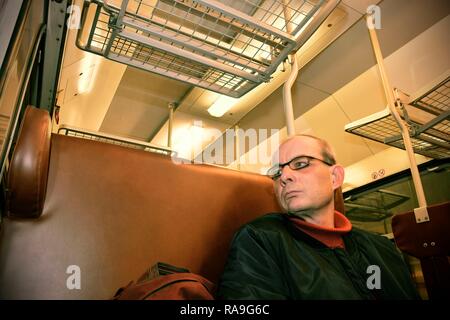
[6,106,51,218]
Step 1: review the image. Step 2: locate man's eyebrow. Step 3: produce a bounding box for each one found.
[275,155,306,166]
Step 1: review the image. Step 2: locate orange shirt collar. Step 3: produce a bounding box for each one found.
[288,211,352,249]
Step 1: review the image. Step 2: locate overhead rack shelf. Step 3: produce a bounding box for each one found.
[410,75,450,115]
[76,0,337,97]
[345,75,450,160]
[344,189,410,222]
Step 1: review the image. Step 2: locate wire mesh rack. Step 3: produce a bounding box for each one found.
[345,76,450,159]
[58,125,175,156]
[344,189,410,222]
[410,76,449,115]
[76,0,331,97]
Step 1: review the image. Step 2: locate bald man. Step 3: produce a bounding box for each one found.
[217,135,419,299]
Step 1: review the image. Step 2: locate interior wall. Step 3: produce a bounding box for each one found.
[57,55,126,132]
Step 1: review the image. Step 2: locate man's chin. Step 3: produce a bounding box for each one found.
[286,199,308,212]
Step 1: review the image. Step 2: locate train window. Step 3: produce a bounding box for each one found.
[344,159,449,235]
[0,1,46,180]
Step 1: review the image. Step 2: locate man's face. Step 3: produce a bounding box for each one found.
[273,136,336,215]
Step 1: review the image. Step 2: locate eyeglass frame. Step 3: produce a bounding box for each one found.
[267,155,334,180]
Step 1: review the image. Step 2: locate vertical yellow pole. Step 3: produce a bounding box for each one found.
[282,0,298,137]
[168,103,174,148]
[367,16,428,220]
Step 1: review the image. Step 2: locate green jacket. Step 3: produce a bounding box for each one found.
[217,213,420,300]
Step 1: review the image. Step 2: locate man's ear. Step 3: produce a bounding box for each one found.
[331,165,345,190]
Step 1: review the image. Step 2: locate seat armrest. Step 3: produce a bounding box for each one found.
[6,105,51,218]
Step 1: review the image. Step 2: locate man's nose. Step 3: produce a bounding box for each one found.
[279,165,295,184]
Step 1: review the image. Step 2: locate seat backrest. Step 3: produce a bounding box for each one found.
[392,202,450,300]
[0,106,345,299]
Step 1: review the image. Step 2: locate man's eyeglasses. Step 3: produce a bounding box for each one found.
[267,155,334,180]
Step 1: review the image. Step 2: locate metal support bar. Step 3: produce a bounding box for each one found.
[194,0,296,44]
[367,15,428,222]
[282,0,298,137]
[417,109,450,133]
[86,1,102,50]
[417,134,450,149]
[148,88,192,144]
[283,56,298,137]
[168,103,174,148]
[235,124,240,170]
[39,0,69,112]
[76,1,95,50]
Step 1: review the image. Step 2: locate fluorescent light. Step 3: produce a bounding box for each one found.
[207,95,237,117]
[172,121,205,160]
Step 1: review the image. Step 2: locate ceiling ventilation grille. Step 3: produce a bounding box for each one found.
[76,0,334,97]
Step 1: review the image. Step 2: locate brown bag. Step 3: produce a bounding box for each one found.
[113,263,215,300]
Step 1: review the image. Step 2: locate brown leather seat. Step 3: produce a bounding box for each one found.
[0,105,345,299]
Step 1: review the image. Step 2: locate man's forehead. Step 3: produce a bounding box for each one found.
[272,136,322,163]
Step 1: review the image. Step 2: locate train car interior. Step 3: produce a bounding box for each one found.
[0,0,448,299]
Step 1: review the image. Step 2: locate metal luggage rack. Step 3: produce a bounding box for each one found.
[345,76,450,160]
[58,125,175,156]
[76,0,332,97]
[344,189,410,222]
